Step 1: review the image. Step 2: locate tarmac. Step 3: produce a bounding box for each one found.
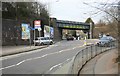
[0,43,118,74]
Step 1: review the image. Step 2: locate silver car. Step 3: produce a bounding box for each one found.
[97,36,115,47]
[34,37,53,46]
[97,37,110,47]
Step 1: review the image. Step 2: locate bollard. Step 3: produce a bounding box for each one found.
[84,37,87,46]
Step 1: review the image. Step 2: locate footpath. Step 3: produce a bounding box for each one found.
[0,41,61,57]
[0,41,62,57]
[1,45,48,57]
[80,49,118,74]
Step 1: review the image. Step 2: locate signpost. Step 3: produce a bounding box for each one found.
[38,27,42,38]
[34,20,41,46]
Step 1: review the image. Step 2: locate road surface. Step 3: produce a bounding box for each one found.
[1,39,98,74]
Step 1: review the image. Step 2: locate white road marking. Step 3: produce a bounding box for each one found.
[48,58,73,72]
[49,63,62,71]
[41,54,48,58]
[16,60,25,65]
[0,64,16,70]
[1,45,85,71]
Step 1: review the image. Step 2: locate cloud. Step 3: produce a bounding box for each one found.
[39,0,119,23]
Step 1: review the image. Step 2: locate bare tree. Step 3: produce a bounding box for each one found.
[103,6,118,37]
[83,1,120,63]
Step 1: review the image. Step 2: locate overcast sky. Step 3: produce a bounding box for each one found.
[39,0,119,23]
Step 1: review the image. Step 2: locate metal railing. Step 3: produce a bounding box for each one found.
[69,40,117,74]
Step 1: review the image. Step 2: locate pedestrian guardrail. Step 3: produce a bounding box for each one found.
[69,40,117,74]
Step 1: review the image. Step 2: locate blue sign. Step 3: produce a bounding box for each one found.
[28,26,35,30]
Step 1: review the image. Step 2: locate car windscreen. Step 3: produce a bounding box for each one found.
[40,38,45,40]
[45,37,50,40]
[35,38,38,40]
[100,37,108,40]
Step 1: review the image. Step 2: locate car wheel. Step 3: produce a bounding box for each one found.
[97,43,99,46]
[50,42,53,45]
[40,43,44,45]
[105,43,109,47]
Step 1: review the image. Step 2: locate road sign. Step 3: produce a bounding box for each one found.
[28,26,35,30]
[34,20,41,29]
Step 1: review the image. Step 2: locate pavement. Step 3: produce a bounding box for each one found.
[80,48,118,74]
[1,45,48,57]
[1,41,61,57]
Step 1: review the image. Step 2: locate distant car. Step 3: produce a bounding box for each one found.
[97,36,116,47]
[66,35,74,41]
[34,37,53,46]
[106,36,116,41]
[97,37,111,47]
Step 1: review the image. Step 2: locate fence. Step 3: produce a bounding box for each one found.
[69,40,117,74]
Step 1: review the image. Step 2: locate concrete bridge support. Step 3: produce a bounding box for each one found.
[51,18,62,41]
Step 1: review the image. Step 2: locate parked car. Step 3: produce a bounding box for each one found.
[106,36,116,41]
[97,37,110,47]
[97,36,116,47]
[34,37,53,46]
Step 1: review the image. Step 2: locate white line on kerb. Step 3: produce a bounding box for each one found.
[0,45,85,70]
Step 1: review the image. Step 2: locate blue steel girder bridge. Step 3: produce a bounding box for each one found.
[52,18,91,41]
